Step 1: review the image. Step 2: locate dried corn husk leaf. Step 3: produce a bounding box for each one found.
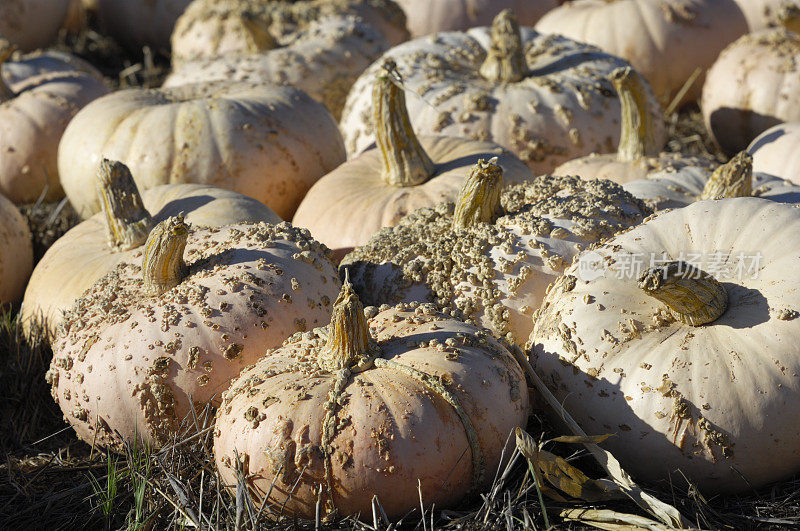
[561,508,674,531]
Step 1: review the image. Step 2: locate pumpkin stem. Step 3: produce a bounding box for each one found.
[638,261,728,326]
[0,39,17,103]
[97,159,154,251]
[612,67,660,162]
[374,60,436,187]
[700,151,752,200]
[238,11,278,53]
[479,9,528,83]
[320,271,377,372]
[452,158,504,229]
[142,216,189,296]
[777,1,800,33]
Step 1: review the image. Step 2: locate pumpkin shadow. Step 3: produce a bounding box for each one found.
[153,194,217,222]
[708,107,782,156]
[717,283,769,329]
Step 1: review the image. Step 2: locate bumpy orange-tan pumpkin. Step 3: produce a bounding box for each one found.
[530,198,800,493]
[58,82,345,220]
[340,10,665,174]
[292,63,531,254]
[214,280,528,519]
[0,192,33,305]
[48,216,342,451]
[22,160,281,338]
[0,45,109,204]
[535,0,747,105]
[343,159,652,345]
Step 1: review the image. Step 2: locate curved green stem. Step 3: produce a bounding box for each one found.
[611,67,660,161]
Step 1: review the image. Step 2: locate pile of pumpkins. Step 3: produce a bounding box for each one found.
[4,0,800,522]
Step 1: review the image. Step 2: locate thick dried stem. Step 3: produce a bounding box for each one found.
[319,273,376,372]
[479,9,527,83]
[97,159,154,251]
[142,216,189,296]
[638,261,728,326]
[452,158,504,229]
[778,1,800,33]
[0,39,17,103]
[374,61,435,187]
[238,11,278,53]
[611,67,660,161]
[700,151,752,200]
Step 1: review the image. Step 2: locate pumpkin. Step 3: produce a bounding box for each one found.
[0,0,72,51]
[702,28,800,155]
[47,214,342,451]
[0,192,33,305]
[96,0,193,52]
[733,0,800,31]
[213,279,528,519]
[554,66,716,185]
[58,81,346,220]
[291,62,532,254]
[165,15,393,119]
[22,159,281,339]
[342,158,652,345]
[395,0,558,38]
[530,197,800,493]
[748,121,800,186]
[171,0,408,65]
[623,150,800,210]
[535,0,748,106]
[0,43,109,204]
[339,9,666,174]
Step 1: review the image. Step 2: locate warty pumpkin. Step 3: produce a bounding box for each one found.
[702,28,800,155]
[165,15,393,119]
[22,160,281,339]
[530,197,800,493]
[0,43,109,204]
[339,9,666,174]
[171,0,408,65]
[292,62,532,255]
[0,192,33,305]
[47,215,342,451]
[535,0,748,106]
[733,0,800,32]
[395,0,558,38]
[342,158,652,346]
[58,81,345,220]
[554,66,715,185]
[0,0,73,52]
[623,150,800,210]
[214,279,528,519]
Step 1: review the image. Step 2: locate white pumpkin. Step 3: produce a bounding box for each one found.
[22,160,281,338]
[165,16,392,119]
[0,192,33,305]
[748,121,800,185]
[58,82,346,220]
[0,0,72,51]
[530,198,800,493]
[733,0,800,31]
[339,9,665,174]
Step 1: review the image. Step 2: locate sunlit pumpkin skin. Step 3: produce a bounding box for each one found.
[395,0,557,38]
[530,198,800,493]
[0,0,72,51]
[292,65,532,253]
[623,151,800,210]
[702,28,800,155]
[22,165,281,338]
[749,121,800,185]
[0,48,109,204]
[535,0,747,106]
[96,0,193,52]
[214,284,528,520]
[58,82,346,220]
[339,10,665,174]
[0,192,33,305]
[171,0,408,65]
[47,218,342,451]
[165,16,392,119]
[343,161,652,345]
[733,0,800,31]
